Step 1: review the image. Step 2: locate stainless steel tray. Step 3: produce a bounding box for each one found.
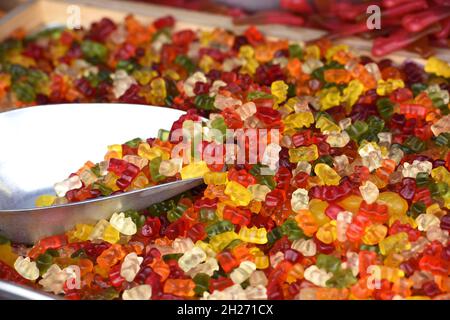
[0,103,202,243]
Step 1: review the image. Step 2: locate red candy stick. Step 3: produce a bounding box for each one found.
[382,0,416,8]
[233,10,305,26]
[371,24,441,56]
[402,6,450,32]
[332,1,379,21]
[280,0,315,14]
[381,0,429,18]
[434,17,450,38]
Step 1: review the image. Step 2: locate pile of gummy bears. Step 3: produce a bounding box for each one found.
[0,15,449,300]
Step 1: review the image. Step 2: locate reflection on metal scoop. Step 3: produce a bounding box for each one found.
[0,104,203,243]
[0,280,58,300]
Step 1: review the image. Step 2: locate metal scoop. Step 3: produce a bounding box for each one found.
[0,280,58,300]
[0,104,203,244]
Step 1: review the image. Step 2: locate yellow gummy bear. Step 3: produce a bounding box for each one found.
[195,240,216,257]
[199,55,215,73]
[132,69,156,86]
[215,202,226,219]
[238,45,259,75]
[283,97,299,114]
[127,172,149,191]
[271,80,289,104]
[150,77,167,105]
[200,30,214,47]
[66,230,78,243]
[9,52,37,68]
[238,226,268,244]
[444,195,450,210]
[341,80,364,113]
[209,231,239,252]
[376,79,405,96]
[377,191,409,216]
[379,232,410,256]
[384,252,404,268]
[0,244,18,267]
[181,161,210,180]
[318,87,342,111]
[250,248,269,269]
[249,246,263,257]
[378,266,405,283]
[315,221,337,244]
[325,44,349,61]
[242,58,259,75]
[224,181,253,206]
[283,112,315,130]
[289,144,319,163]
[103,172,120,192]
[304,45,321,60]
[247,184,271,201]
[35,194,56,207]
[361,223,387,245]
[139,48,160,66]
[203,172,228,185]
[102,224,121,244]
[138,143,169,161]
[105,144,122,160]
[239,45,255,59]
[163,69,180,81]
[254,254,269,270]
[431,166,450,185]
[308,199,331,226]
[73,224,94,241]
[337,195,363,214]
[426,203,443,216]
[315,116,341,134]
[424,57,450,78]
[314,163,341,186]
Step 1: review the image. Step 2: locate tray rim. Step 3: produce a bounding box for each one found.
[0,0,448,64]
